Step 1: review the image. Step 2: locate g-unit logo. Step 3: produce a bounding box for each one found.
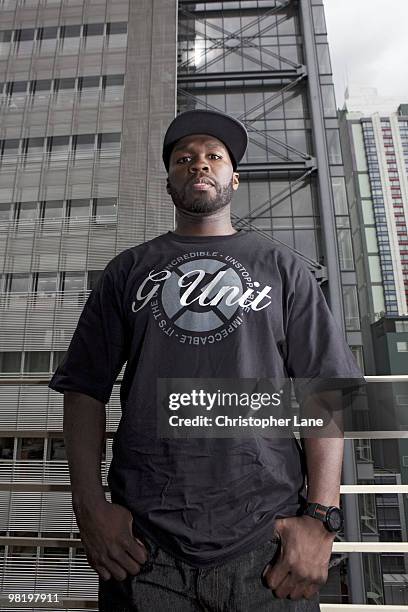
[131,255,272,345]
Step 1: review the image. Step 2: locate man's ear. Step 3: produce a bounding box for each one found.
[232,172,240,191]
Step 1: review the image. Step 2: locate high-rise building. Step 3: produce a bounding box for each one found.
[340,89,408,326]
[339,87,408,607]
[0,1,405,609]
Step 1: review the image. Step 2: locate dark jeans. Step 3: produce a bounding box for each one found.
[98,531,320,612]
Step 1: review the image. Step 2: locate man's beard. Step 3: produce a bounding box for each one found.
[168,177,234,215]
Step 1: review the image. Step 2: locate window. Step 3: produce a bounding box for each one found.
[321,85,336,117]
[8,273,30,293]
[365,228,379,253]
[93,197,117,220]
[396,341,408,352]
[15,201,37,222]
[8,545,38,558]
[14,28,35,55]
[7,81,27,95]
[316,44,331,74]
[395,321,408,332]
[60,25,81,38]
[78,76,100,91]
[0,352,21,373]
[350,346,364,371]
[312,6,327,34]
[17,437,44,460]
[342,285,360,330]
[106,22,127,48]
[14,29,35,42]
[29,79,52,97]
[368,256,383,283]
[326,130,342,164]
[103,74,124,88]
[48,438,66,460]
[73,134,95,157]
[337,228,354,270]
[1,139,20,162]
[60,25,80,53]
[62,271,85,291]
[54,77,75,92]
[46,135,70,159]
[40,200,64,220]
[68,199,90,219]
[98,133,121,150]
[0,31,12,43]
[102,74,124,101]
[331,177,348,215]
[23,351,51,373]
[37,26,58,40]
[42,546,70,557]
[35,272,58,294]
[107,22,128,35]
[0,203,11,221]
[84,23,104,36]
[22,137,44,161]
[0,437,14,459]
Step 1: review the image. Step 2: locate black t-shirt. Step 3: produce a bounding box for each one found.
[48,230,364,567]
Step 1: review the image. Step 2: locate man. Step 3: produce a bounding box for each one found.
[49,109,364,611]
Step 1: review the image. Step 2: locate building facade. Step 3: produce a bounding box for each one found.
[339,89,408,606]
[0,0,406,609]
[339,91,408,371]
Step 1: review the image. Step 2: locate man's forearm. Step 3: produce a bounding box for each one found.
[63,391,107,512]
[301,437,344,506]
[300,390,344,506]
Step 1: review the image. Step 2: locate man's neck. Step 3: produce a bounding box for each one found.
[173,211,237,237]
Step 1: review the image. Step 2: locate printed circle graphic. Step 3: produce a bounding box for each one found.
[161,258,243,332]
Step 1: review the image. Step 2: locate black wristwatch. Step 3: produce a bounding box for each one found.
[303,502,344,533]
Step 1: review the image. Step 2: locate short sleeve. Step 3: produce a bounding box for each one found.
[48,259,129,404]
[284,258,366,405]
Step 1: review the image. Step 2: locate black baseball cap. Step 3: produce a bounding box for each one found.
[162,109,248,172]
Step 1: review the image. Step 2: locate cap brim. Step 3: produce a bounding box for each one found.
[163,110,248,171]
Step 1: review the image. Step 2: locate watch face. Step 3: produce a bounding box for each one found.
[327,507,343,532]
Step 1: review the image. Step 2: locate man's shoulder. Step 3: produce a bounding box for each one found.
[103,233,169,274]
[246,231,306,270]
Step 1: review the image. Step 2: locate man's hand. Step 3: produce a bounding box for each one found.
[263,515,335,600]
[74,498,148,582]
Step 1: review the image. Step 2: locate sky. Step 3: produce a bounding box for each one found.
[323,0,408,109]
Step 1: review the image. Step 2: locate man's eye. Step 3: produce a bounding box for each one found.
[176,153,222,163]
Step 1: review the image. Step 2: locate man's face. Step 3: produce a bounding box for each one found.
[166,134,240,215]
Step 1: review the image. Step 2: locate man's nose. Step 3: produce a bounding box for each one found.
[189,156,209,172]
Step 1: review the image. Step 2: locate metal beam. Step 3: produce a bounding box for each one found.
[178,68,306,82]
[178,87,313,163]
[178,1,293,72]
[237,160,316,173]
[230,213,327,281]
[236,169,314,223]
[300,2,367,601]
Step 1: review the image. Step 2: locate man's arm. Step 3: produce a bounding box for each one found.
[263,391,344,601]
[64,391,147,581]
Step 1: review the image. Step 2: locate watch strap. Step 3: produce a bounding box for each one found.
[304,502,330,522]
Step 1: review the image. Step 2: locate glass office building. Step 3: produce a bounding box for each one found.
[339,93,408,607]
[0,0,406,609]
